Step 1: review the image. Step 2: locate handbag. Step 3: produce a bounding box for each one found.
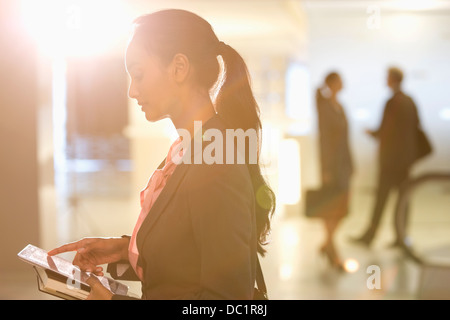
[304,186,341,218]
[416,127,432,161]
[253,256,268,300]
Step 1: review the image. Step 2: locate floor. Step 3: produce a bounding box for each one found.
[2,167,450,300]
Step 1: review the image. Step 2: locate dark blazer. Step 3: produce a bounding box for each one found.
[316,90,353,190]
[370,91,419,176]
[108,114,257,300]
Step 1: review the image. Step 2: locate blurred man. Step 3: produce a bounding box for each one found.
[351,66,420,247]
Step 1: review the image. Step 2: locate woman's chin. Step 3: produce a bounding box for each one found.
[144,112,166,123]
[145,113,157,122]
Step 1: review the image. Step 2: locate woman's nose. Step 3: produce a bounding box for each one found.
[128,82,139,99]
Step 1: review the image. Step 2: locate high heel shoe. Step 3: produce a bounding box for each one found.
[320,244,345,272]
[348,235,372,247]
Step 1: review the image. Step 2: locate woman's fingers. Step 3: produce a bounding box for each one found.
[72,253,103,274]
[47,241,83,256]
[86,275,101,288]
[86,275,113,300]
[48,238,97,256]
[48,238,107,275]
[72,254,92,272]
[93,267,104,277]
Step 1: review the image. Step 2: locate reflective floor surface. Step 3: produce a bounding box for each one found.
[2,173,449,300]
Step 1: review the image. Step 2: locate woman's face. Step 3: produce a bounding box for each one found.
[329,77,343,93]
[125,40,178,122]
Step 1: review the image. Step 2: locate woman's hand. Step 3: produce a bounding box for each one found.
[86,276,113,300]
[48,237,130,276]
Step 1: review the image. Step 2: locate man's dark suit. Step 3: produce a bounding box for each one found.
[361,91,420,243]
[108,115,257,299]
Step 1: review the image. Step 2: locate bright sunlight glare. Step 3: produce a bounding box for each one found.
[20,0,132,57]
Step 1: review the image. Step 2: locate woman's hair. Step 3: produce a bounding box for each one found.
[324,71,340,87]
[130,9,276,256]
[388,66,404,84]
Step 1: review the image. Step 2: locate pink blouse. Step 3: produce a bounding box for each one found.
[128,137,183,281]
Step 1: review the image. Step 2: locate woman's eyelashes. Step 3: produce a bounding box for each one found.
[132,72,143,82]
[128,66,143,82]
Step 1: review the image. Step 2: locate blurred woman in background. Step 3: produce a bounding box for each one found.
[315,72,354,270]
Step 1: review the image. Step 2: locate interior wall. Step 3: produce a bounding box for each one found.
[303,5,450,189]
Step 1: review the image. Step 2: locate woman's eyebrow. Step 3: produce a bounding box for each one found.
[126,61,139,73]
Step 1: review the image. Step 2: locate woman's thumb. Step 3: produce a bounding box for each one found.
[86,275,102,288]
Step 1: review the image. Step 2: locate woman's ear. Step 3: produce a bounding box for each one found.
[171,53,190,83]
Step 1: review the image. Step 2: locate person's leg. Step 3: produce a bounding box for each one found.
[351,171,392,245]
[391,169,412,247]
[321,192,348,269]
[321,218,344,269]
[390,200,409,247]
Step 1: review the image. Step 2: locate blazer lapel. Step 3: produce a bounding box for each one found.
[135,114,224,258]
[136,162,189,250]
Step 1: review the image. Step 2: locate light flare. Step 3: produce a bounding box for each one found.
[20,0,132,57]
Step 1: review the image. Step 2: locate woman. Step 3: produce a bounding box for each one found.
[48,9,275,300]
[315,72,353,270]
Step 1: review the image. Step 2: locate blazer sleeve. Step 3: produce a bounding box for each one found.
[370,97,394,140]
[393,96,420,167]
[107,262,142,299]
[106,235,140,282]
[378,94,419,168]
[107,236,142,300]
[106,261,140,281]
[181,163,256,300]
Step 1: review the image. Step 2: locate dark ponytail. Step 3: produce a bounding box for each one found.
[215,43,258,132]
[216,42,276,256]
